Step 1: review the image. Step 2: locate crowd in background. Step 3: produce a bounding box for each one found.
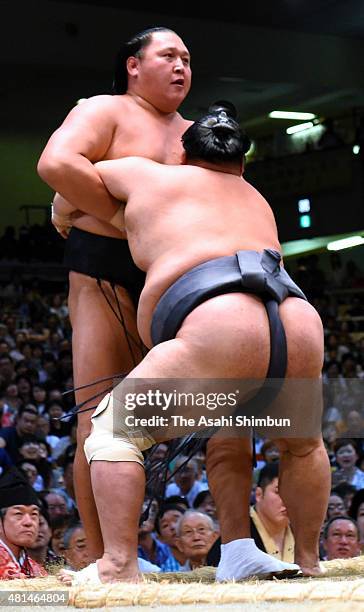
[0,237,364,574]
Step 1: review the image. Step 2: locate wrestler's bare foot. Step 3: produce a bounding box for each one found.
[98,555,141,583]
[57,556,141,586]
[298,560,323,577]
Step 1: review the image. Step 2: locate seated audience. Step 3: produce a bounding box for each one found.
[27,505,63,568]
[349,489,364,549]
[326,493,347,520]
[176,510,216,570]
[207,462,294,565]
[0,467,47,578]
[62,523,91,571]
[0,405,38,463]
[165,457,208,506]
[323,516,361,560]
[332,439,364,490]
[156,504,186,571]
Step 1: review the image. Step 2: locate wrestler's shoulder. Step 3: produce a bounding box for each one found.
[68,94,128,117]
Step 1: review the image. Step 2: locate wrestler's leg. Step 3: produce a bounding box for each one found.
[214,297,328,580]
[89,294,298,583]
[206,437,252,542]
[275,298,330,577]
[276,437,329,576]
[69,271,143,560]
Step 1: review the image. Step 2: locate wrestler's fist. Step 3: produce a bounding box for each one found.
[51,206,73,239]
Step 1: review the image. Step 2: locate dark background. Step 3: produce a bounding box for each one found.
[1,0,364,240]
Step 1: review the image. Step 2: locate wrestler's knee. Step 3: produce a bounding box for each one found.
[275,436,323,457]
[83,392,153,466]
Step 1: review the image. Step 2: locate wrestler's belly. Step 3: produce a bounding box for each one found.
[73,215,126,239]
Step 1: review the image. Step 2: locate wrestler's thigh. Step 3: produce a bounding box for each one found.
[68,271,143,434]
[278,297,324,378]
[175,293,271,378]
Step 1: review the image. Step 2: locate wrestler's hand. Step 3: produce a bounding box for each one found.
[51,206,73,239]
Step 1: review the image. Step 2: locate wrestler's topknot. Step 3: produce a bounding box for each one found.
[182,101,251,165]
[112,26,176,94]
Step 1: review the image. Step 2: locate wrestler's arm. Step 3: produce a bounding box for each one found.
[95,157,160,229]
[37,96,121,222]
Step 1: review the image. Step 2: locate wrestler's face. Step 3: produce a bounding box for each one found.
[128,31,191,112]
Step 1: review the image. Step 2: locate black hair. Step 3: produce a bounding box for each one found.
[193,490,212,509]
[348,489,364,520]
[155,503,186,534]
[332,483,357,498]
[257,461,279,490]
[182,100,250,165]
[17,405,38,419]
[112,26,176,94]
[323,515,359,540]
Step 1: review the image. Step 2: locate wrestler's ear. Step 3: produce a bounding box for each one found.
[126,56,140,78]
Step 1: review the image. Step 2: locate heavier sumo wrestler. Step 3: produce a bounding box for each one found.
[57,106,330,584]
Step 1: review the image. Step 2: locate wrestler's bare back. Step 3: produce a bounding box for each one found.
[96,157,284,346]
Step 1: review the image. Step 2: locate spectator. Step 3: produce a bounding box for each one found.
[260,440,280,464]
[332,439,364,490]
[47,401,71,438]
[326,493,347,520]
[31,384,47,414]
[323,517,360,560]
[0,467,47,578]
[27,506,63,569]
[16,375,32,404]
[18,460,43,492]
[50,516,72,557]
[349,489,364,548]
[164,495,190,512]
[176,510,216,570]
[193,490,217,522]
[332,483,357,512]
[138,498,170,567]
[207,462,294,566]
[156,504,186,571]
[63,524,91,571]
[0,405,38,463]
[35,414,59,451]
[43,491,70,522]
[165,457,208,506]
[0,383,20,426]
[0,354,15,387]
